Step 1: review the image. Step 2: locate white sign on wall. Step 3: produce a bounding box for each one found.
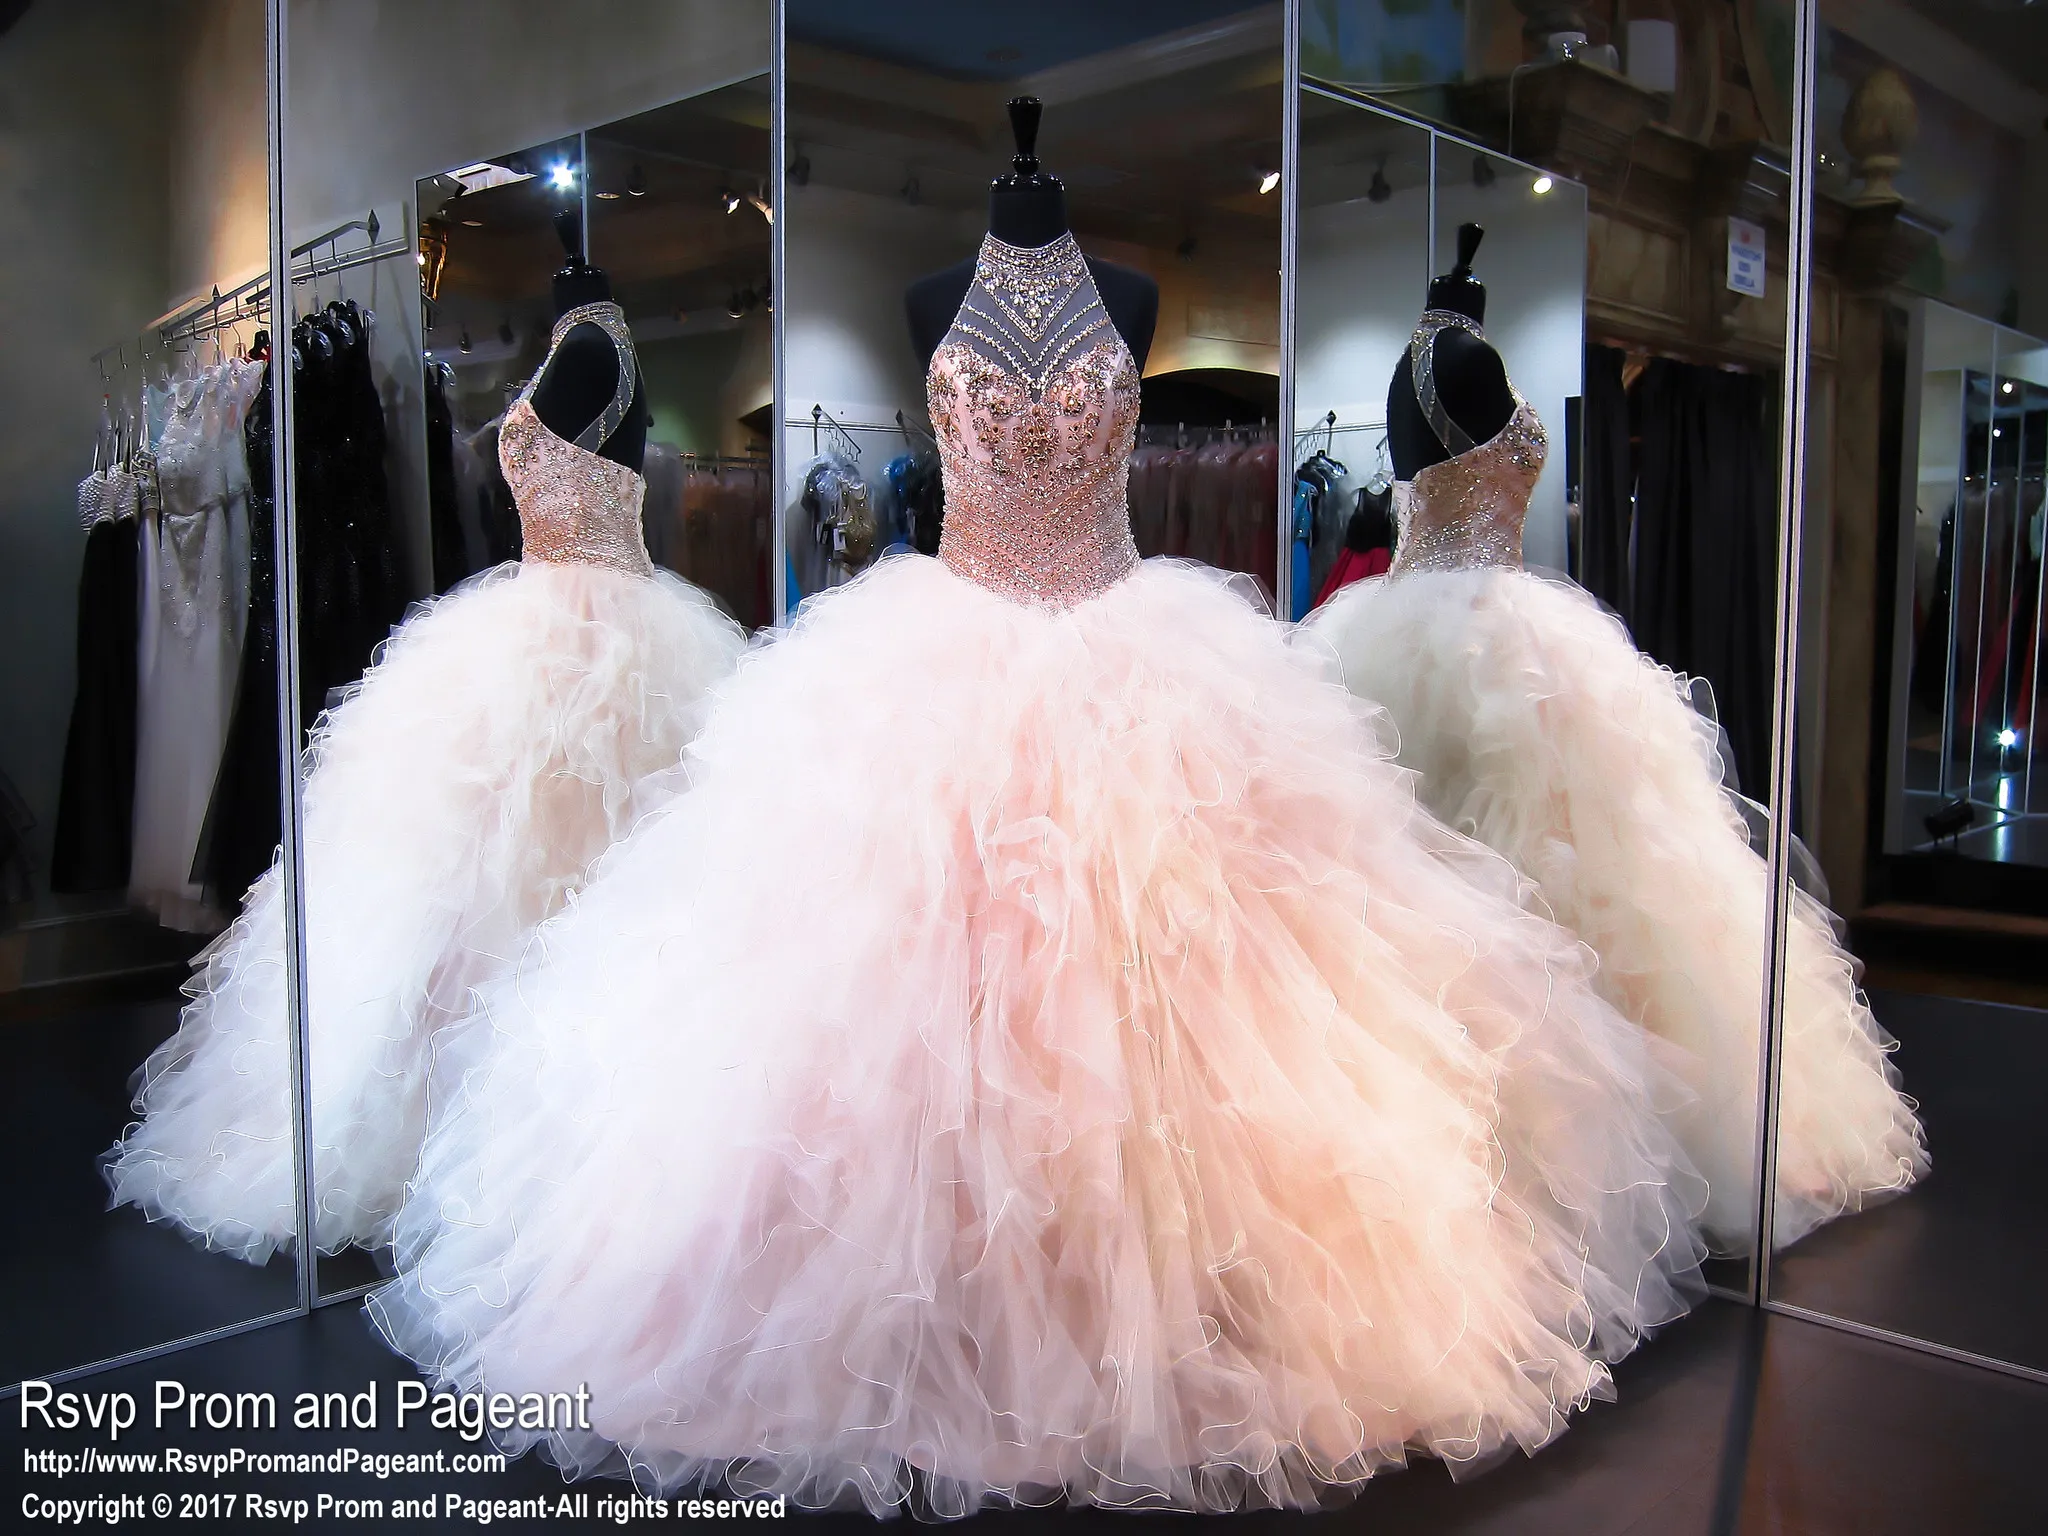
[1727,216,1767,298]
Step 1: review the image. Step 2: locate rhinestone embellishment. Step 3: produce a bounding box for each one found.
[928,233,1141,608]
[1389,395,1548,576]
[500,399,654,578]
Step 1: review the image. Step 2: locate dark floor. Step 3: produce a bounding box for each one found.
[0,993,296,1385]
[4,1299,2046,1532]
[1770,990,2048,1371]
[8,987,2048,1529]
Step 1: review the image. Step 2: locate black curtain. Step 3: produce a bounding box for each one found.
[1579,344,1633,615]
[1631,358,1777,800]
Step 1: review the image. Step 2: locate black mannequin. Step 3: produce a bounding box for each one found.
[528,207,649,473]
[905,97,1159,370]
[1386,223,1516,479]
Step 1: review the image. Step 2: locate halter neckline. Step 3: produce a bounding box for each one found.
[527,300,640,458]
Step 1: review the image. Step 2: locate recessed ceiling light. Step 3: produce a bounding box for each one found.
[1532,174,1554,194]
[1258,170,1281,194]
[594,189,620,200]
[548,163,577,191]
[459,218,483,227]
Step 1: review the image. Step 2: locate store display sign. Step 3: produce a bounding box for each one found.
[1727,217,1766,298]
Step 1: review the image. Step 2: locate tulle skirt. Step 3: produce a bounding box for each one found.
[1303,566,1927,1249]
[371,554,1704,1516]
[105,560,744,1261]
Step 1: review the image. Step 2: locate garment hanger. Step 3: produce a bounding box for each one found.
[1365,434,1393,495]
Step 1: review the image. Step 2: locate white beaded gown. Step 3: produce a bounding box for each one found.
[129,359,263,933]
[1304,310,1927,1251]
[370,235,1707,1516]
[106,304,744,1262]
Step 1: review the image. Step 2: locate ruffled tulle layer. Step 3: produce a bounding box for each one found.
[370,554,1703,1516]
[104,561,743,1261]
[1304,567,1927,1249]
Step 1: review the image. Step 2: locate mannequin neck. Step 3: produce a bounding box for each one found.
[987,182,1069,248]
[1426,275,1485,325]
[553,263,613,315]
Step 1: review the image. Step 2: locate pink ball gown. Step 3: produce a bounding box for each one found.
[370,236,1704,1515]
[1303,309,1926,1251]
[106,303,745,1262]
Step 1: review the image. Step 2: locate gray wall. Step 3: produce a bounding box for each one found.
[0,2,173,905]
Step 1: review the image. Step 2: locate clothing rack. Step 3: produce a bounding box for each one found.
[1291,416,1386,444]
[1136,419,1275,449]
[807,404,863,459]
[677,451,771,470]
[92,213,409,362]
[1292,416,1389,478]
[894,408,938,451]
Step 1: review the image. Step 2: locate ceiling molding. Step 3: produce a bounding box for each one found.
[1021,3,1282,107]
[1822,0,2046,136]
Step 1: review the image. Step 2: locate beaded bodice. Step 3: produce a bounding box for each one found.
[928,233,1142,607]
[500,302,654,578]
[1389,311,1547,575]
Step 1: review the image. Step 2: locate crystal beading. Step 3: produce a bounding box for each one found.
[929,233,1141,608]
[498,302,656,578]
[500,399,654,578]
[1389,395,1548,576]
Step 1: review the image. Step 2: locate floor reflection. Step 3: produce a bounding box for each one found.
[2,992,296,1384]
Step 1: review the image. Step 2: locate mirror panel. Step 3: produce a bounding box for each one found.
[1769,0,2048,1367]
[277,0,773,1302]
[2,0,298,1385]
[782,1,1285,607]
[1293,75,1807,1296]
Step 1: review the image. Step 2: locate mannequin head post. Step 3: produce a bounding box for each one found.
[1427,222,1487,324]
[987,95,1069,247]
[551,207,612,315]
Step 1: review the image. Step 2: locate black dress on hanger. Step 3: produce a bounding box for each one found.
[193,361,281,905]
[51,513,141,892]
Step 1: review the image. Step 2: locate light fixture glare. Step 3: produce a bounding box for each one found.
[1258,170,1281,194]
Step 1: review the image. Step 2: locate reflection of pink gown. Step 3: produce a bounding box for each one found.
[372,236,1704,1516]
[1306,312,1926,1250]
[107,304,745,1262]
